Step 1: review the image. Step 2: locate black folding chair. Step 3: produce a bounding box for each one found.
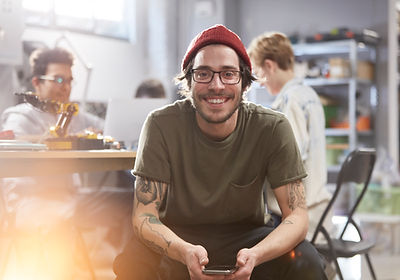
[311,148,377,280]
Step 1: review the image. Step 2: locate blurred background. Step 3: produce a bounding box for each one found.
[1,0,400,279]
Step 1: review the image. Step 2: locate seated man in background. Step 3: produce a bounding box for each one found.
[0,47,132,279]
[247,32,333,241]
[1,47,103,137]
[113,24,327,280]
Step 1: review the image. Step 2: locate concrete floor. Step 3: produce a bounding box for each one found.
[1,215,400,280]
[329,214,400,280]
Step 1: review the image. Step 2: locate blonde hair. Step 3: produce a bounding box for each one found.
[247,32,294,71]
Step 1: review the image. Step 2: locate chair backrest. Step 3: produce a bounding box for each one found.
[311,148,376,244]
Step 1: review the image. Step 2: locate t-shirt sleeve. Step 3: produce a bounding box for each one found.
[266,116,307,189]
[1,111,41,136]
[133,113,171,183]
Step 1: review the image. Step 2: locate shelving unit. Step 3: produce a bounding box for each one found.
[293,39,378,175]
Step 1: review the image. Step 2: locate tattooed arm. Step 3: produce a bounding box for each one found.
[231,180,308,276]
[132,176,213,278]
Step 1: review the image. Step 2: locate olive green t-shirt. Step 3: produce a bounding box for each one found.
[133,99,306,227]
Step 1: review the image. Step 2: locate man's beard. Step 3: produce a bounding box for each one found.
[191,93,242,124]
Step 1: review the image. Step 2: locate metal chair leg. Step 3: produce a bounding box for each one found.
[332,257,344,280]
[364,253,377,280]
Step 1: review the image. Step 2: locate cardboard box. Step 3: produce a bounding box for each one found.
[329,58,374,80]
[357,61,374,81]
[329,58,350,78]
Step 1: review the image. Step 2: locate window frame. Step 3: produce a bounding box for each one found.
[22,0,134,41]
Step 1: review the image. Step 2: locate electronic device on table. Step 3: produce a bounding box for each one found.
[16,92,107,150]
[103,98,168,149]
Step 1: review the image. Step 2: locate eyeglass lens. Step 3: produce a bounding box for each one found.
[54,76,73,85]
[192,69,241,84]
[41,75,73,85]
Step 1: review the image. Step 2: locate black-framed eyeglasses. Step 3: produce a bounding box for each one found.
[191,69,242,85]
[39,75,74,86]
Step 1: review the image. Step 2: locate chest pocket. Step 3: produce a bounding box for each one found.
[220,175,264,224]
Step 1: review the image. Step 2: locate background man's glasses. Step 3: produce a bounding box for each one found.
[39,75,74,86]
[191,69,242,85]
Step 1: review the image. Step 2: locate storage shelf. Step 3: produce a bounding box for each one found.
[293,39,377,176]
[325,128,349,136]
[326,143,349,150]
[325,128,373,136]
[304,77,373,86]
[293,39,375,57]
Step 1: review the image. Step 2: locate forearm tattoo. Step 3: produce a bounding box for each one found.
[136,176,165,210]
[134,176,170,255]
[288,180,307,211]
[138,213,171,255]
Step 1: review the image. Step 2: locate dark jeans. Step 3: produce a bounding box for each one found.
[74,171,135,248]
[113,223,327,280]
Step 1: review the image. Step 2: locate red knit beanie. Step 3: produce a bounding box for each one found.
[181,24,252,72]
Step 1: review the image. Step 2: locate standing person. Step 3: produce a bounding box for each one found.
[113,24,327,280]
[248,32,332,240]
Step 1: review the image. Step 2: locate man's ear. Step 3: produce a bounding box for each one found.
[263,59,276,72]
[31,76,40,89]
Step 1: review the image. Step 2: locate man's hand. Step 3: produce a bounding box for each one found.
[184,244,226,280]
[225,248,256,280]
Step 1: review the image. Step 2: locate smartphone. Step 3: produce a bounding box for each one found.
[202,265,238,275]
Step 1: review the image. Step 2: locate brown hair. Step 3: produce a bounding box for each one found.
[135,79,166,98]
[247,32,294,71]
[29,47,74,77]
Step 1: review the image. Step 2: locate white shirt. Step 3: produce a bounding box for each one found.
[267,78,331,213]
[1,103,104,137]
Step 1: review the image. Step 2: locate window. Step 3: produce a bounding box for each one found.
[22,0,134,41]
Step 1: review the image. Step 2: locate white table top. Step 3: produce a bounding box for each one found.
[0,149,136,178]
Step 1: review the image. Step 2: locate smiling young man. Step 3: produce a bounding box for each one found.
[114,24,327,280]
